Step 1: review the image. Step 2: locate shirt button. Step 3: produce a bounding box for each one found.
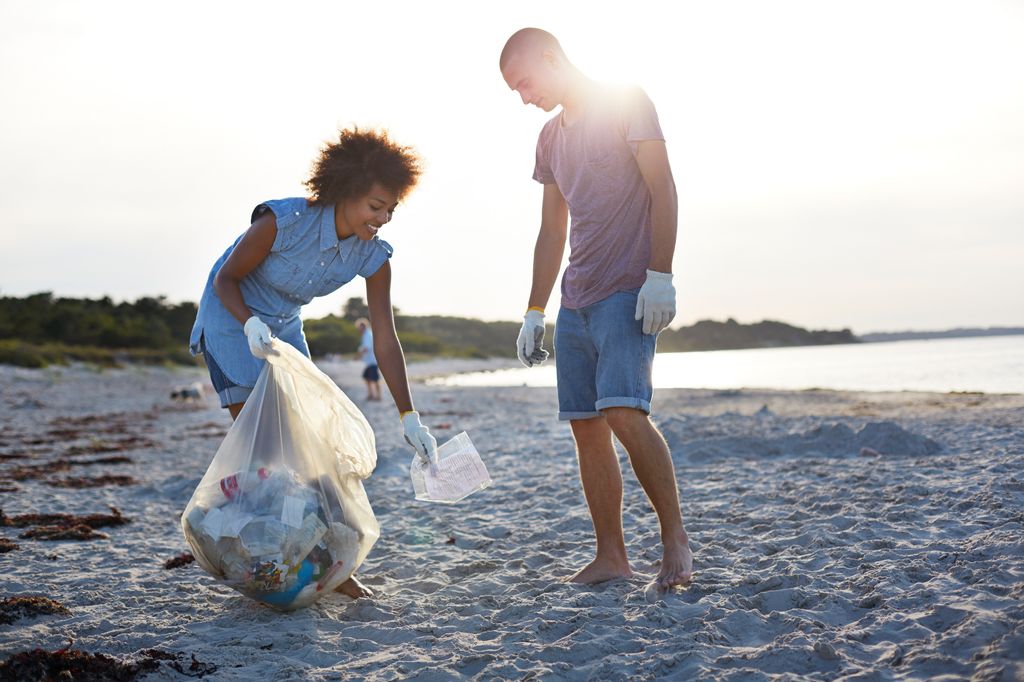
[294,211,300,216]
[308,279,313,284]
[320,261,325,266]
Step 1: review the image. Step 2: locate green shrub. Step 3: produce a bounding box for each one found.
[0,340,198,369]
[303,315,361,356]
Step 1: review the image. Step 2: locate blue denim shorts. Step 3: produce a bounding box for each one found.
[200,337,253,408]
[554,289,657,421]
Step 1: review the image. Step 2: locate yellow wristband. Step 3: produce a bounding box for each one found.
[526,306,545,314]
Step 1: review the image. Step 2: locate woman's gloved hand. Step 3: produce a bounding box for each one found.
[243,316,273,358]
[402,411,438,466]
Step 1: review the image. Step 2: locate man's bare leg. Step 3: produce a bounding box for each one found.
[566,416,633,584]
[603,407,692,589]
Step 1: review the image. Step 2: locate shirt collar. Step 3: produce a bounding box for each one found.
[319,203,340,252]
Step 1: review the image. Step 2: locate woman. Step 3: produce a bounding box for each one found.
[189,127,436,599]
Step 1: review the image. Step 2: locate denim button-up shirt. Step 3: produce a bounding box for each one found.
[189,197,393,387]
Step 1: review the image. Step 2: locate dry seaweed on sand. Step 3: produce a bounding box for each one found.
[45,474,138,488]
[0,453,29,461]
[19,524,109,541]
[184,421,229,439]
[0,643,186,682]
[165,652,218,678]
[48,410,158,430]
[64,436,156,456]
[2,455,133,482]
[3,507,128,542]
[0,596,71,625]
[2,459,74,481]
[164,552,195,569]
[0,506,129,529]
[0,647,149,682]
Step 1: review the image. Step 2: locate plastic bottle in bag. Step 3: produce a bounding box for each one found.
[218,467,269,502]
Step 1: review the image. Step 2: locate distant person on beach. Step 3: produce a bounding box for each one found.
[188,127,438,598]
[499,28,693,589]
[355,317,382,401]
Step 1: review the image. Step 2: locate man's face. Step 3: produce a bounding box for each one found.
[502,51,563,112]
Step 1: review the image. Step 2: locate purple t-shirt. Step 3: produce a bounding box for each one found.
[533,85,665,309]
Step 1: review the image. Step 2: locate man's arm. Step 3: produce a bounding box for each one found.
[635,139,678,273]
[527,182,569,310]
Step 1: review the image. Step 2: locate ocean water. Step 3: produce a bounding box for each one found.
[432,335,1024,394]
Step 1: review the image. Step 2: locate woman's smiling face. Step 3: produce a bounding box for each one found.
[337,182,400,240]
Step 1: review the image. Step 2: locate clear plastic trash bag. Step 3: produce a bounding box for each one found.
[181,339,379,610]
[410,431,492,503]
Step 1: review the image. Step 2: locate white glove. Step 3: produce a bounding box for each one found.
[402,411,438,466]
[516,309,549,367]
[635,270,676,335]
[243,316,273,358]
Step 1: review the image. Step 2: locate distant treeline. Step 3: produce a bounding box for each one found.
[0,293,197,367]
[659,318,857,352]
[0,293,857,368]
[307,297,519,358]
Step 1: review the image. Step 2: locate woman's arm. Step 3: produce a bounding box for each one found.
[364,261,414,414]
[212,213,278,325]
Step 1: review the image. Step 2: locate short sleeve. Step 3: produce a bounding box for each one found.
[358,238,394,278]
[624,87,665,151]
[250,198,307,253]
[532,126,555,185]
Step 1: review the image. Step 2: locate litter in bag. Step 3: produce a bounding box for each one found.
[411,431,492,503]
[181,339,379,610]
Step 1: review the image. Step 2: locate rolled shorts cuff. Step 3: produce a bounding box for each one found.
[595,397,652,415]
[217,385,253,408]
[558,410,602,422]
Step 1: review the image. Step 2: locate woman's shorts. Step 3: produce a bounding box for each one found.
[362,364,380,382]
[554,288,657,421]
[200,337,253,408]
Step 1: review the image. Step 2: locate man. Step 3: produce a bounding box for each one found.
[499,28,692,589]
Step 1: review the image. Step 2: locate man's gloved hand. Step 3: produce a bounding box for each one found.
[516,309,549,367]
[402,411,438,466]
[243,316,273,358]
[635,269,676,335]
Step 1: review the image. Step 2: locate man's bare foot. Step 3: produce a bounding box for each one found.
[564,556,633,585]
[657,537,693,589]
[334,575,374,599]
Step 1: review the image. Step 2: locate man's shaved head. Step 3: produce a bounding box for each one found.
[499,28,565,72]
[500,27,579,112]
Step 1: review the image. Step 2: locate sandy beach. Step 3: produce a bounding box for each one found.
[2,358,1023,680]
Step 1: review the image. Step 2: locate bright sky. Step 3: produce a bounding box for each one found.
[1,0,1022,334]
